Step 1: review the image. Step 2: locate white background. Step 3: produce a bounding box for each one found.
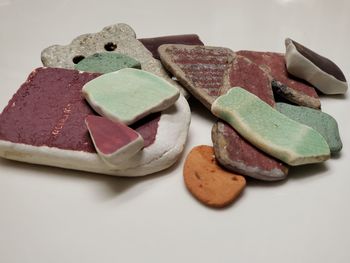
[0,0,349,262]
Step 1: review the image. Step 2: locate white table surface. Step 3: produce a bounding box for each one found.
[0,0,349,262]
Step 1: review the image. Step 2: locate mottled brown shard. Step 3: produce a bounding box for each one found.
[159,44,275,109]
[212,122,288,181]
[237,50,321,109]
[139,34,204,60]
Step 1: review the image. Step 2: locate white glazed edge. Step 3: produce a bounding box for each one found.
[285,39,348,95]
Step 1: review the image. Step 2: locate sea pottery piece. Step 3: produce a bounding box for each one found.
[211,88,330,165]
[276,103,342,154]
[41,23,189,97]
[75,53,141,73]
[285,38,348,94]
[85,115,144,166]
[183,145,246,208]
[212,122,288,181]
[83,68,180,125]
[158,44,274,109]
[237,50,321,109]
[0,67,191,176]
[139,34,204,59]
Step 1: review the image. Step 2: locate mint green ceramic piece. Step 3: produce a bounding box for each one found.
[276,102,342,154]
[83,68,180,125]
[211,87,330,166]
[74,53,141,74]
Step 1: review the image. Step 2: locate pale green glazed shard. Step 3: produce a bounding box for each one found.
[83,68,180,125]
[211,87,330,166]
[74,53,141,74]
[276,103,342,154]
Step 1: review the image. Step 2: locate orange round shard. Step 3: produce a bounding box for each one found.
[183,145,246,208]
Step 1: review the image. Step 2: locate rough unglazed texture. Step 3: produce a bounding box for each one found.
[85,115,144,166]
[139,34,204,60]
[276,103,342,154]
[41,23,189,97]
[183,145,246,208]
[0,67,191,176]
[83,68,180,125]
[211,88,330,166]
[237,50,321,109]
[212,121,288,181]
[285,38,348,94]
[158,44,274,109]
[75,52,141,73]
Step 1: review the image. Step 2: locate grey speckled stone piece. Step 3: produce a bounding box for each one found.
[41,23,188,97]
[276,102,342,154]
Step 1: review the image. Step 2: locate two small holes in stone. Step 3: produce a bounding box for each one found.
[72,42,117,64]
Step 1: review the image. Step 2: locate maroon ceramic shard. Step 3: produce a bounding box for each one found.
[0,67,160,154]
[229,55,275,106]
[131,112,160,147]
[237,50,321,109]
[85,115,143,164]
[212,121,288,181]
[158,44,274,109]
[138,34,204,60]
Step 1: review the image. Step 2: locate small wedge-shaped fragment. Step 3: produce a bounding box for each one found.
[83,68,180,125]
[159,44,274,109]
[139,34,204,59]
[285,38,348,94]
[211,88,330,166]
[75,53,141,73]
[85,115,144,166]
[212,122,288,181]
[183,145,246,208]
[237,50,321,109]
[276,103,342,154]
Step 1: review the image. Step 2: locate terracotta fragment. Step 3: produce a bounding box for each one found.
[183,145,246,208]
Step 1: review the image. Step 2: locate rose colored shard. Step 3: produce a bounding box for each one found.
[159,45,274,109]
[212,121,288,181]
[0,67,160,154]
[237,50,321,109]
[131,112,160,147]
[139,34,204,60]
[85,115,141,155]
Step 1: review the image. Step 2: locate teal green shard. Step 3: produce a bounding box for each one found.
[74,53,141,74]
[83,68,180,125]
[276,103,342,154]
[211,87,330,166]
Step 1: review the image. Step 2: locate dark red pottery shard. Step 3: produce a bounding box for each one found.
[139,34,204,60]
[158,44,274,109]
[85,115,142,155]
[212,121,288,181]
[0,67,160,154]
[237,50,321,109]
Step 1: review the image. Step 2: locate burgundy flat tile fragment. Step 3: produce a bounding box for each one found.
[237,50,321,109]
[139,34,204,59]
[212,121,288,181]
[0,67,160,154]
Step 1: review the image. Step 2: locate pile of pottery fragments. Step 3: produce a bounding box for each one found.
[0,23,346,208]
